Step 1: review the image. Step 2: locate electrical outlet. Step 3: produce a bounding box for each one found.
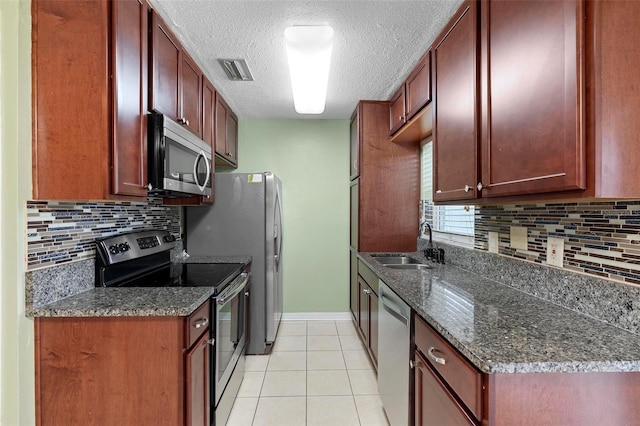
[510,226,528,250]
[488,232,499,253]
[547,237,564,268]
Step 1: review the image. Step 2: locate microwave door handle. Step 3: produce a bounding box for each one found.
[193,150,210,193]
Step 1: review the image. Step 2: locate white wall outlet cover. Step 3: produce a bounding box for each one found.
[510,226,528,250]
[488,231,499,253]
[547,237,565,268]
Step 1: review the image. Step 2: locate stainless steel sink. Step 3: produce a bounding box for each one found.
[372,255,422,265]
[384,264,432,270]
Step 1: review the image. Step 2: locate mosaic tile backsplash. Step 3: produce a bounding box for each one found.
[26,198,181,270]
[474,201,640,286]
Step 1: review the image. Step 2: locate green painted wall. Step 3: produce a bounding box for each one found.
[1,0,35,424]
[230,119,350,313]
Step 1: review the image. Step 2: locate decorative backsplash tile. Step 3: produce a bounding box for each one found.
[474,202,640,286]
[26,198,181,270]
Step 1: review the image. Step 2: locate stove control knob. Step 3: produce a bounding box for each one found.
[109,245,119,255]
[118,243,130,253]
[163,235,176,243]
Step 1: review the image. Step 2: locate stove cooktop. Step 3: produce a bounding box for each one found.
[112,262,245,293]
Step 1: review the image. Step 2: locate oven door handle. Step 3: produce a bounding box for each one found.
[216,272,249,305]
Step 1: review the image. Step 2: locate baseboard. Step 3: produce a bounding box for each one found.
[281,312,352,321]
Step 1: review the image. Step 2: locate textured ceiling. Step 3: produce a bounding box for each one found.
[149,0,463,119]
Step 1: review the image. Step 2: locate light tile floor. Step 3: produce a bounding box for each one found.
[227,320,390,426]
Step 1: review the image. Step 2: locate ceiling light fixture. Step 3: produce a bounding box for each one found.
[284,25,334,115]
[218,59,254,81]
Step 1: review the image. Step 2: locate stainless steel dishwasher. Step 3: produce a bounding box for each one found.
[378,279,411,426]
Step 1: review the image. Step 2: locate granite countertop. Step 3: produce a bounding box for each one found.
[359,252,640,374]
[29,256,251,318]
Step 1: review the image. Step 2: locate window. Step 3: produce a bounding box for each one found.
[420,140,475,248]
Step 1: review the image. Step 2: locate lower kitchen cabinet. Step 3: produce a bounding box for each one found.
[35,300,211,426]
[413,313,640,426]
[414,350,474,426]
[355,259,379,368]
[414,314,481,424]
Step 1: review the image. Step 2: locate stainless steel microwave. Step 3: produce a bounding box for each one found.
[148,113,212,198]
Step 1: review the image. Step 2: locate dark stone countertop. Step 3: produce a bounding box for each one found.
[359,252,640,374]
[28,256,251,318]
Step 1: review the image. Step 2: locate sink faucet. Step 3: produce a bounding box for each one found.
[420,221,445,264]
[419,221,433,248]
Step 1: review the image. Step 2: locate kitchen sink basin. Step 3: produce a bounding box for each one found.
[384,264,432,270]
[372,255,422,265]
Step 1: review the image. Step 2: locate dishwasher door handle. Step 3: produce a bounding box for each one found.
[380,293,408,325]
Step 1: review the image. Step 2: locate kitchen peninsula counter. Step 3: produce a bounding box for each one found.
[27,256,251,318]
[359,252,640,374]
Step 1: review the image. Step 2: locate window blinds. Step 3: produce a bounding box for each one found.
[421,141,475,237]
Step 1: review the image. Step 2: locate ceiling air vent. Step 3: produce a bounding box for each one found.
[218,59,253,81]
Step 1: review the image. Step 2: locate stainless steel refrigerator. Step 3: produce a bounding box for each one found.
[186,172,283,355]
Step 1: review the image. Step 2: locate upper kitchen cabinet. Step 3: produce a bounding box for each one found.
[479,0,586,198]
[389,85,406,135]
[163,78,216,206]
[351,101,419,252]
[150,11,203,138]
[32,0,149,200]
[214,93,239,168]
[389,50,434,144]
[433,0,640,203]
[349,110,360,180]
[432,0,479,202]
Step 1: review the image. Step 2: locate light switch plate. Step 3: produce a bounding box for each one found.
[510,226,528,250]
[488,232,499,253]
[547,237,565,268]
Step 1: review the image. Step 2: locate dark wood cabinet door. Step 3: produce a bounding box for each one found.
[203,80,215,148]
[180,53,203,137]
[349,108,360,179]
[357,278,370,343]
[414,351,474,426]
[150,12,180,120]
[186,331,211,426]
[350,180,359,249]
[432,1,479,202]
[406,51,431,120]
[368,289,378,366]
[227,110,238,165]
[350,249,358,322]
[214,93,238,168]
[215,93,229,157]
[111,0,148,198]
[480,0,585,197]
[389,85,406,135]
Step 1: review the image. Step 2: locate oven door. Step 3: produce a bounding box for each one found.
[214,271,249,404]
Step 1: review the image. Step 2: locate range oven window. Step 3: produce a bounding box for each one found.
[215,272,249,404]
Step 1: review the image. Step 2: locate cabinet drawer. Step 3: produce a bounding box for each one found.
[415,350,475,426]
[358,259,379,295]
[187,300,211,348]
[414,315,482,420]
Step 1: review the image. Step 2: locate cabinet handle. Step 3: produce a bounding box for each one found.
[178,117,190,126]
[227,152,233,157]
[410,359,423,369]
[193,318,209,329]
[206,338,215,346]
[353,159,358,171]
[245,291,250,297]
[428,347,447,365]
[363,288,371,295]
[464,185,471,193]
[477,182,484,191]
